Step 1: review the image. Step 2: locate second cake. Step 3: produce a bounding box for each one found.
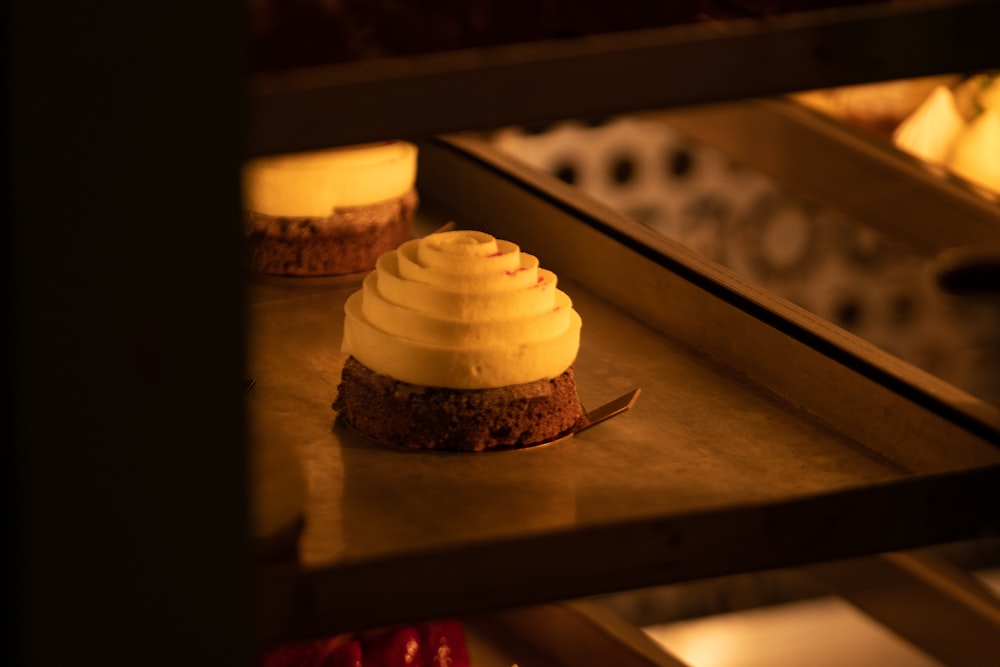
[243,141,418,276]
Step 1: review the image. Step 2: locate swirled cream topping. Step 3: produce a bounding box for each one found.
[243,141,417,217]
[341,230,582,389]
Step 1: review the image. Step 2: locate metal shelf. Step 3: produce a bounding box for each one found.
[248,1,1000,156]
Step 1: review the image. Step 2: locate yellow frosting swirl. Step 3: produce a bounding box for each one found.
[341,230,582,389]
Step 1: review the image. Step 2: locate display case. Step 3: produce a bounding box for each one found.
[11,1,1000,665]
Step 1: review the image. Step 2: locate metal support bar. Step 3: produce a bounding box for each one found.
[804,550,1000,667]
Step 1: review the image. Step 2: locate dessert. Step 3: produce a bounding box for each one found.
[260,620,469,667]
[794,75,960,137]
[979,76,1000,113]
[953,71,1000,118]
[890,72,1000,196]
[333,229,588,451]
[892,85,965,164]
[948,108,1000,195]
[243,141,418,276]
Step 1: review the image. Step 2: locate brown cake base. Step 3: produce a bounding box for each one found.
[333,356,589,452]
[245,189,417,276]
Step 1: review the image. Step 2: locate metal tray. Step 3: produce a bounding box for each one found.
[249,135,1000,646]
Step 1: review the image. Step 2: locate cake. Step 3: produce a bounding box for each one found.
[793,75,960,137]
[953,71,1000,119]
[892,85,965,164]
[332,229,589,452]
[243,141,418,276]
[891,73,1000,196]
[948,108,1000,195]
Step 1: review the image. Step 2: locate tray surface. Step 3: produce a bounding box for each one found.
[249,272,910,567]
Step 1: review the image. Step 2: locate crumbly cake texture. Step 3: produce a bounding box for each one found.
[333,356,589,452]
[245,189,417,276]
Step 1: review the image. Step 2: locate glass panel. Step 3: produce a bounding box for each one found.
[483,73,1000,406]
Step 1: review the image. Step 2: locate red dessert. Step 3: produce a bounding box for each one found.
[259,621,469,667]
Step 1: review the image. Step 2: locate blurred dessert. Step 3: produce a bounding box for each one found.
[797,71,999,198]
[260,620,470,667]
[794,75,960,137]
[890,72,1000,196]
[891,85,965,164]
[333,229,588,451]
[947,108,1000,195]
[953,71,1000,118]
[243,141,418,277]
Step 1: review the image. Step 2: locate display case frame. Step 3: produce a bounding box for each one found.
[11,1,1000,664]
